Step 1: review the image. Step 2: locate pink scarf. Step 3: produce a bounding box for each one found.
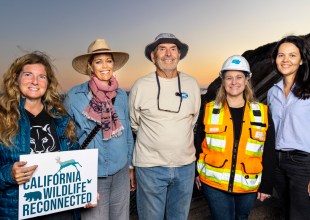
[83,76,123,140]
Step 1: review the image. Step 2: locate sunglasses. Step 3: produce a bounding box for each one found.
[155,72,183,113]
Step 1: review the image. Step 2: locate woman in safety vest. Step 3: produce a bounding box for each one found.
[267,35,310,220]
[196,55,275,220]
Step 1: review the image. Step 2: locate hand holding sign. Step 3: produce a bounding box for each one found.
[84,192,100,208]
[19,149,98,219]
[11,161,38,185]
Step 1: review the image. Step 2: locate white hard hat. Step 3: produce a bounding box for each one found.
[219,55,252,78]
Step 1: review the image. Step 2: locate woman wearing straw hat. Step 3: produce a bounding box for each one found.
[64,38,135,220]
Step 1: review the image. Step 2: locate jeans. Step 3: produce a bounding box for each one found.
[275,150,310,220]
[81,166,130,220]
[201,183,257,220]
[135,162,195,220]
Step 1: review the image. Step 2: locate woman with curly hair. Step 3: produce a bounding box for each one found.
[0,51,79,219]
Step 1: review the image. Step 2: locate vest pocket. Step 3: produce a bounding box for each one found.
[205,124,226,134]
[239,158,262,189]
[205,125,227,152]
[246,128,265,156]
[249,128,266,142]
[240,157,263,174]
[204,152,228,168]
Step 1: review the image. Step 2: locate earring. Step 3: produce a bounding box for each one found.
[300,61,303,65]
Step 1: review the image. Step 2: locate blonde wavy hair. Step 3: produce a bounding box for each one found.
[0,51,76,147]
[214,72,256,106]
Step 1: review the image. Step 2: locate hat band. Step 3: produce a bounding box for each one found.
[91,48,111,53]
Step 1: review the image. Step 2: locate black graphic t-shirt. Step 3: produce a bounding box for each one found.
[25,109,60,154]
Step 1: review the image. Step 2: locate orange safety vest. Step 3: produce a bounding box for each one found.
[197,101,269,193]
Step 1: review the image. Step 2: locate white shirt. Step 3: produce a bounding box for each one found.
[129,72,201,167]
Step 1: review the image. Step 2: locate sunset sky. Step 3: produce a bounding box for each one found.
[1,0,309,92]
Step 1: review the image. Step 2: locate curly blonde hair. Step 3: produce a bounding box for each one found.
[0,51,76,146]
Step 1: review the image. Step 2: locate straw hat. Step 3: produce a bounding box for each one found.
[145,33,188,61]
[72,38,129,75]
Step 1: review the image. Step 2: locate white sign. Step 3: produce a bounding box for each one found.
[18,149,98,219]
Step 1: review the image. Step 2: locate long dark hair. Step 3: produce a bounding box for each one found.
[272,35,310,99]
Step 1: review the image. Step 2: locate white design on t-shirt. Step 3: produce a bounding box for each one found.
[30,124,56,154]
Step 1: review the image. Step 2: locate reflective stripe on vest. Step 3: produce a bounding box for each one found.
[209,103,223,125]
[248,103,267,156]
[197,163,262,191]
[197,102,268,193]
[206,103,266,155]
[209,103,265,128]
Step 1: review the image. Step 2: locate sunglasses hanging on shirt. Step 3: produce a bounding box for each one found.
[155,72,183,113]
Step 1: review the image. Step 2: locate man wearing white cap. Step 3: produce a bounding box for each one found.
[129,33,201,220]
